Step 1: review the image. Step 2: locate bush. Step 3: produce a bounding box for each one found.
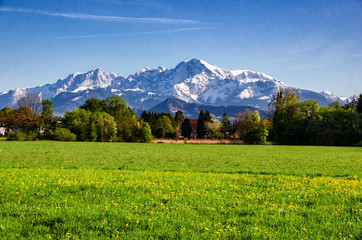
[54,128,77,141]
[26,131,37,141]
[7,130,26,141]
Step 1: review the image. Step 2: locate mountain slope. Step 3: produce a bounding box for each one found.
[149,98,268,120]
[0,59,346,115]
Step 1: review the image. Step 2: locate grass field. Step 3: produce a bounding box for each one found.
[0,142,361,239]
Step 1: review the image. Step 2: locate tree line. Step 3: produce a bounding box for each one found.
[0,89,361,145]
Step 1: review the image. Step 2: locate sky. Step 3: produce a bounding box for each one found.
[0,0,361,97]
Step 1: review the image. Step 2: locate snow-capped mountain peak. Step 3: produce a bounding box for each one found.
[56,68,119,93]
[0,59,346,114]
[320,90,342,102]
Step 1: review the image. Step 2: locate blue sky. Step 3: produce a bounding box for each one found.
[0,0,361,97]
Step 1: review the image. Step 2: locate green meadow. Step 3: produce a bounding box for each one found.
[0,142,361,239]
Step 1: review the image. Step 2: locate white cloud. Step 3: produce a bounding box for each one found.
[53,27,212,39]
[0,7,202,24]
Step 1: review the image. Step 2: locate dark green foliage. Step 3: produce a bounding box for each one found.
[7,130,26,141]
[356,94,362,114]
[0,107,12,136]
[140,111,176,139]
[93,111,117,142]
[204,110,212,122]
[53,128,76,141]
[174,111,184,129]
[310,107,360,145]
[181,118,192,138]
[154,127,165,138]
[269,88,362,145]
[80,98,107,112]
[155,115,174,137]
[7,130,36,141]
[221,112,232,138]
[63,108,117,142]
[196,110,205,138]
[268,88,303,144]
[63,96,138,142]
[235,110,268,144]
[41,99,54,136]
[137,122,152,142]
[196,110,214,138]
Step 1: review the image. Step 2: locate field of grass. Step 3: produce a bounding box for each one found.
[0,141,361,177]
[0,141,361,239]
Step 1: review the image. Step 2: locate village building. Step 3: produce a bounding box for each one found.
[177,119,198,138]
[0,127,6,137]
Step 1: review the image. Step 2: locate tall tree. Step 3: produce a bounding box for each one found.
[181,118,192,138]
[268,88,303,144]
[174,111,184,129]
[196,110,206,138]
[221,112,232,138]
[356,94,362,114]
[0,107,13,136]
[16,92,42,133]
[41,99,54,134]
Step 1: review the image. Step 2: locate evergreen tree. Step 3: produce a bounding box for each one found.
[181,118,192,138]
[356,94,362,114]
[221,112,232,138]
[196,110,205,138]
[196,110,213,138]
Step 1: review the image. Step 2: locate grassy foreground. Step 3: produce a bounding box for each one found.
[0,141,361,177]
[0,142,361,239]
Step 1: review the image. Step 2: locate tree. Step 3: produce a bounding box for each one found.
[80,98,107,112]
[220,112,232,138]
[205,120,222,139]
[268,88,304,144]
[311,106,360,146]
[356,94,362,114]
[93,111,117,142]
[41,99,54,134]
[181,118,192,138]
[104,96,129,121]
[196,110,205,138]
[235,110,268,144]
[138,122,152,142]
[0,107,13,136]
[16,92,42,133]
[154,115,175,138]
[174,111,184,129]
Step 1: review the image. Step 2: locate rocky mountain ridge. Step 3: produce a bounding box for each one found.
[0,59,346,115]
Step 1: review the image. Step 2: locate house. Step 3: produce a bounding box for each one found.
[177,119,198,138]
[189,119,198,138]
[0,127,6,137]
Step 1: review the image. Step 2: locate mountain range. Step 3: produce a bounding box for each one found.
[0,59,346,117]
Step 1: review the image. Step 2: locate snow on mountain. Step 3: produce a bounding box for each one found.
[320,90,345,102]
[0,59,347,114]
